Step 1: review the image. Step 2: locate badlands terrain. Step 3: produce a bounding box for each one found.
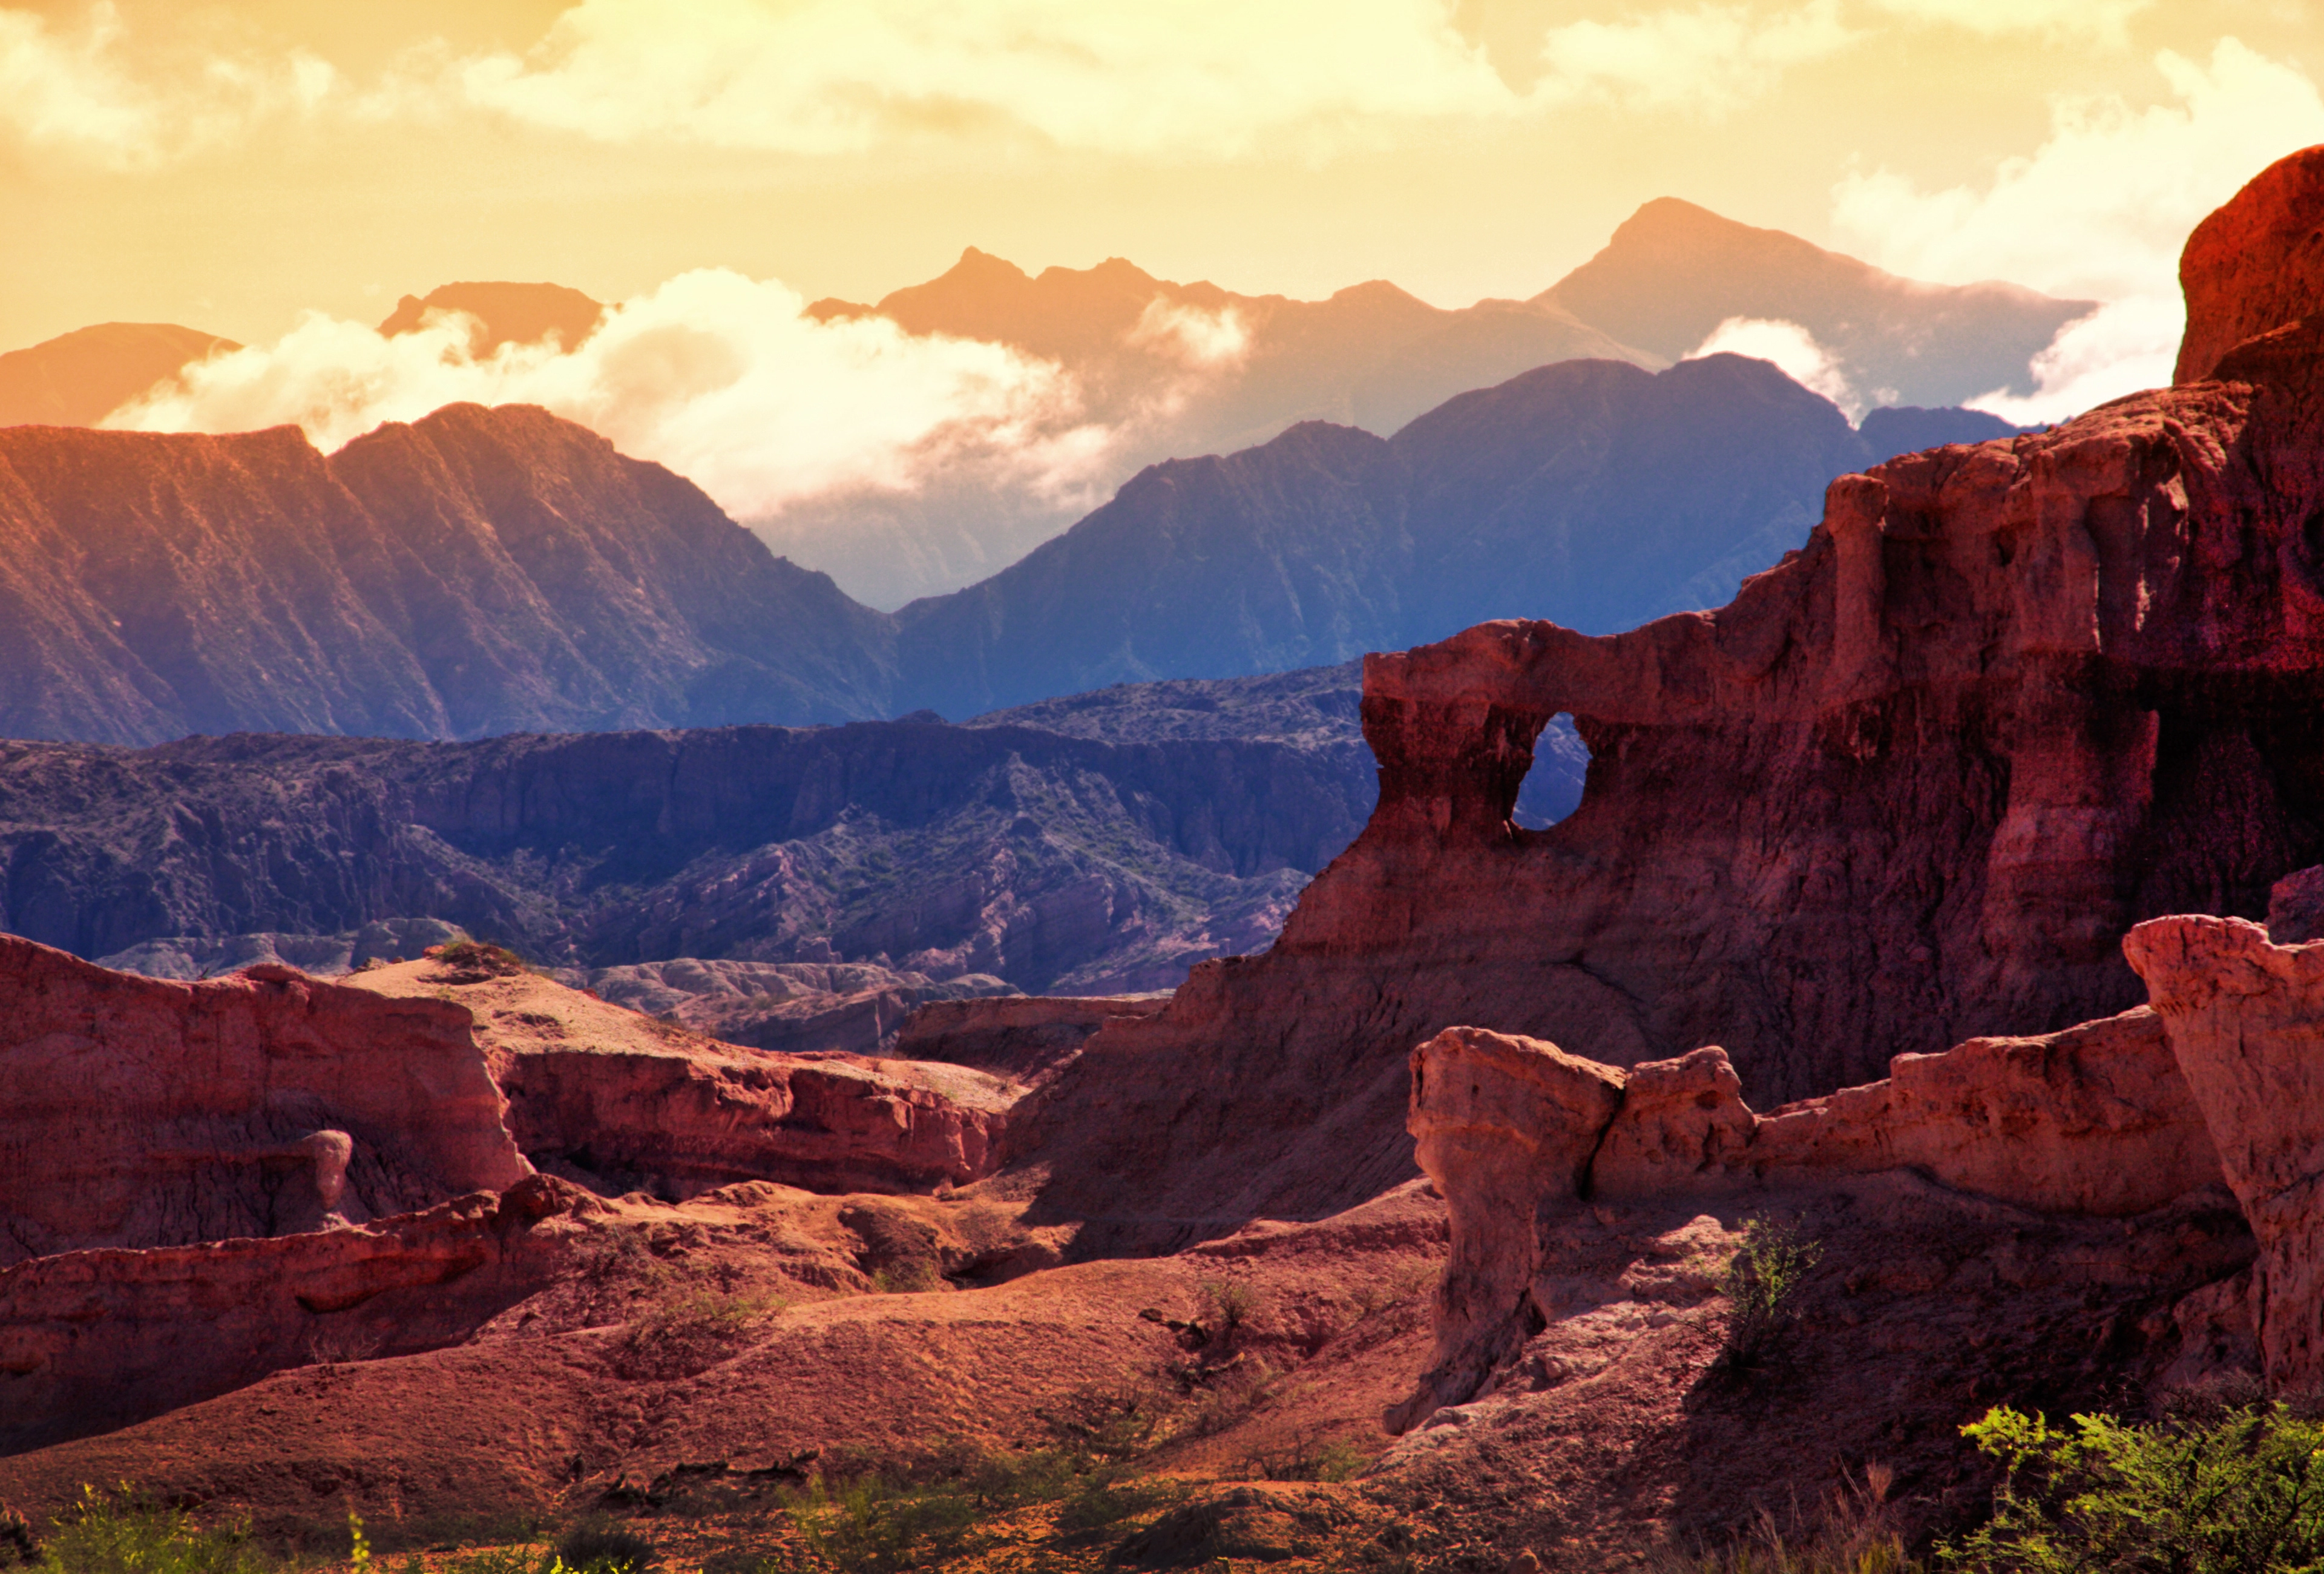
[7,147,2324,1572]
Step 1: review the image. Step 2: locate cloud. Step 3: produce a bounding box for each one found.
[1965,295,2182,426]
[1532,1,1856,117]
[106,268,1118,520]
[456,0,1522,160]
[1687,316,1861,417]
[1127,299,1250,369]
[1831,38,2324,301]
[1866,0,2153,47]
[0,2,335,170]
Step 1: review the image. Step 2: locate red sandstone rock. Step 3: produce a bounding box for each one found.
[893,994,1166,1081]
[2124,914,2324,1387]
[0,937,528,1263]
[1390,1027,1624,1431]
[0,1175,586,1455]
[1394,1002,2228,1428]
[344,959,1016,1195]
[2176,146,2324,383]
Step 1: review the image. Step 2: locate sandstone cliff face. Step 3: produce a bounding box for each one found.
[0,937,528,1263]
[0,1176,585,1455]
[341,957,1020,1197]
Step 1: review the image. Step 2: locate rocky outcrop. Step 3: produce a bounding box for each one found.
[895,995,1169,1081]
[343,957,1020,1197]
[0,936,528,1264]
[2175,146,2324,384]
[2124,914,2324,1388]
[1392,1001,2232,1429]
[574,958,1019,1057]
[1020,162,2324,1250]
[0,1176,586,1455]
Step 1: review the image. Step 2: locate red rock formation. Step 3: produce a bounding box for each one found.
[2124,914,2324,1388]
[1026,157,2324,1249]
[344,958,1016,1196]
[894,995,1166,1081]
[0,1176,585,1455]
[1392,1002,2229,1429]
[0,937,528,1263]
[2176,145,2324,384]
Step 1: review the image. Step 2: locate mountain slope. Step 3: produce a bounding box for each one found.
[0,323,238,427]
[890,353,1872,718]
[376,282,606,354]
[1539,197,2093,406]
[0,403,894,744]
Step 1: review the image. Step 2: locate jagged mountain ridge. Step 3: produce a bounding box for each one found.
[891,352,1877,718]
[0,403,893,744]
[0,348,1988,744]
[0,717,1370,993]
[1538,196,2094,404]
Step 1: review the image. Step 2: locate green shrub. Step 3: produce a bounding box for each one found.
[1718,1217,1820,1371]
[34,1486,271,1574]
[1943,1399,2324,1574]
[425,941,530,982]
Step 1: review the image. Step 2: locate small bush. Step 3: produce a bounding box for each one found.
[1718,1217,1820,1372]
[1198,1280,1260,1342]
[34,1485,271,1574]
[554,1521,658,1574]
[1943,1400,2324,1574]
[1241,1428,1365,1483]
[1673,1464,1913,1574]
[1,1504,39,1569]
[615,1291,780,1380]
[426,941,530,983]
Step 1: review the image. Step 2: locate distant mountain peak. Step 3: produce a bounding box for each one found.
[376,282,606,355]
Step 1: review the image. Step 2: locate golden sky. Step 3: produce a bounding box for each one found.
[6,0,2322,353]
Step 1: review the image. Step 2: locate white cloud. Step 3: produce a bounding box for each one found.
[105,268,1118,520]
[1532,1,1856,117]
[1966,295,2183,425]
[1867,0,2153,47]
[0,2,336,170]
[1127,298,1250,369]
[1831,38,2324,301]
[456,0,1521,160]
[1687,316,1861,416]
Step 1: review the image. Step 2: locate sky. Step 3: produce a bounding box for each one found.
[6,1,2323,600]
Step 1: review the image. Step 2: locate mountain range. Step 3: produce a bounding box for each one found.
[0,196,2076,607]
[0,349,2016,743]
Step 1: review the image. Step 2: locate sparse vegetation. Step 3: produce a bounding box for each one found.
[615,1289,783,1380]
[426,940,531,983]
[1941,1398,2324,1574]
[29,1486,271,1574]
[1717,1216,1821,1373]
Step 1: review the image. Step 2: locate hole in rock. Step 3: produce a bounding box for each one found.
[1512,715,1590,830]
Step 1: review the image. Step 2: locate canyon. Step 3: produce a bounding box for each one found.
[0,149,2319,1572]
